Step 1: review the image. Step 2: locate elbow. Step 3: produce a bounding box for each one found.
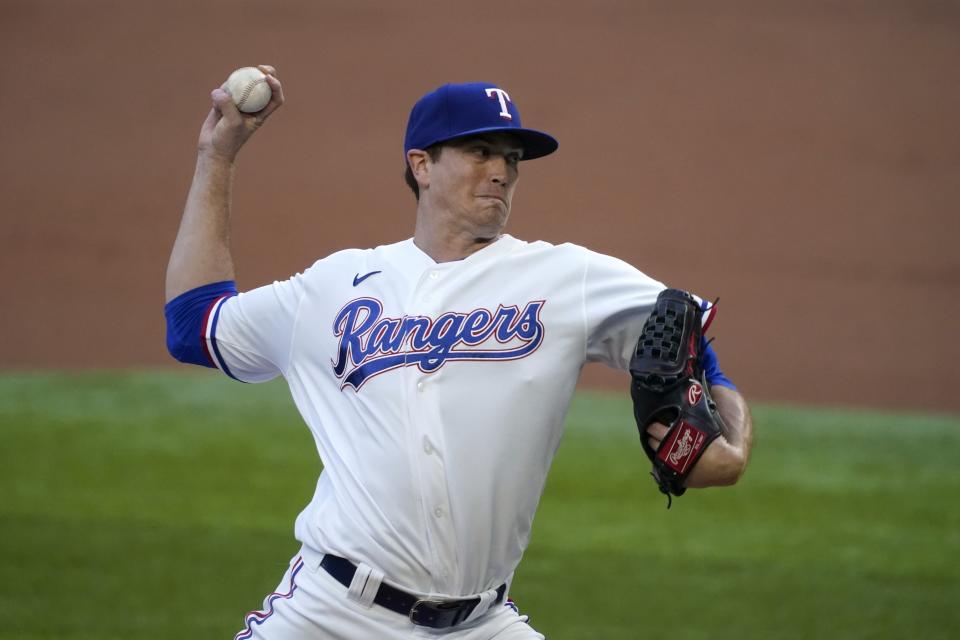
[162,281,236,368]
[165,330,193,364]
[715,458,747,486]
[164,305,212,367]
[714,447,748,486]
[685,441,748,489]
[165,320,215,367]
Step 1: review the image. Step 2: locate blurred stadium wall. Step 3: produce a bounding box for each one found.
[1,0,957,411]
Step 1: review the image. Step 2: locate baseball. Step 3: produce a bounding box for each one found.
[223,67,272,113]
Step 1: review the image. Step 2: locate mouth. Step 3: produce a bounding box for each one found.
[476,194,507,205]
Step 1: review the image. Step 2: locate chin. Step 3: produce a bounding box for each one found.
[459,198,510,234]
[479,206,510,231]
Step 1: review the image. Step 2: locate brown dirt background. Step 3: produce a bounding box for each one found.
[1,0,958,412]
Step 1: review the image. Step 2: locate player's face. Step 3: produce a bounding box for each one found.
[426,133,523,236]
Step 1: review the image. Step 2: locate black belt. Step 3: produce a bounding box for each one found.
[320,554,507,629]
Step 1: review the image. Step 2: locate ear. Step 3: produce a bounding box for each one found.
[407,149,432,191]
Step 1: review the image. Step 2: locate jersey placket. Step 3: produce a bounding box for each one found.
[404,265,461,592]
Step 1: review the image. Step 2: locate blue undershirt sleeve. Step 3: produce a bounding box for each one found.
[164,280,239,367]
[702,338,737,391]
[698,298,736,390]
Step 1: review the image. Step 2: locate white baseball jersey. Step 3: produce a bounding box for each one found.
[204,234,664,598]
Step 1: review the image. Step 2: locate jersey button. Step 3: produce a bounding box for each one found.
[429,271,439,280]
[422,436,433,455]
[434,507,444,518]
[417,381,425,392]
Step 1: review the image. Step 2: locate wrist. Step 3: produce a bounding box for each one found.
[196,148,238,171]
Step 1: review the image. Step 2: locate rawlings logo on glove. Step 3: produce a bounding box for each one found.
[629,289,726,507]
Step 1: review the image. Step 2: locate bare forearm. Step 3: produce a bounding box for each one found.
[684,386,754,488]
[165,153,238,301]
[165,65,285,303]
[713,385,753,460]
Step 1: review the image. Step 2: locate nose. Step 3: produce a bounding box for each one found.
[488,155,512,185]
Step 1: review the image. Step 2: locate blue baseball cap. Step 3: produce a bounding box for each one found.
[404,82,559,160]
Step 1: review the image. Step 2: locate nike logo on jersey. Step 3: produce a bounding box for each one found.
[352,271,382,287]
[331,297,546,390]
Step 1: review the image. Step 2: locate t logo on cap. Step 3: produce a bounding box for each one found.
[403,82,559,161]
[485,88,513,120]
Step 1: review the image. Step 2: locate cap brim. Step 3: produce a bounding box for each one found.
[419,126,559,161]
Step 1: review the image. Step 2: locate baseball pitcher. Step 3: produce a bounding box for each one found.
[165,66,754,639]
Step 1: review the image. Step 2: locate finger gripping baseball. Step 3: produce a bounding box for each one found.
[629,289,725,507]
[224,67,272,113]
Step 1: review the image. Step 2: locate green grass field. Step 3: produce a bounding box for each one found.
[1,372,957,639]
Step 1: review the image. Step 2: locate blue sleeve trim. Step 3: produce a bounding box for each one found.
[701,337,737,391]
[164,281,238,368]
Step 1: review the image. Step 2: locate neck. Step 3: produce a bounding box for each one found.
[413,205,503,263]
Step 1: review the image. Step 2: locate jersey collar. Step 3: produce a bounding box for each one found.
[400,234,523,268]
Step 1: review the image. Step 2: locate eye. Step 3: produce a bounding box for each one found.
[472,146,491,159]
[506,153,521,166]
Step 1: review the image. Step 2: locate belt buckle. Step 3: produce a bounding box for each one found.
[409,598,464,628]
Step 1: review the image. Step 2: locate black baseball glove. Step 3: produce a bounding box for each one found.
[629,288,726,507]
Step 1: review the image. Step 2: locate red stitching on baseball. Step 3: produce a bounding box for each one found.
[237,78,265,110]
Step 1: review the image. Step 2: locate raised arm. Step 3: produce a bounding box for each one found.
[165,65,285,302]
